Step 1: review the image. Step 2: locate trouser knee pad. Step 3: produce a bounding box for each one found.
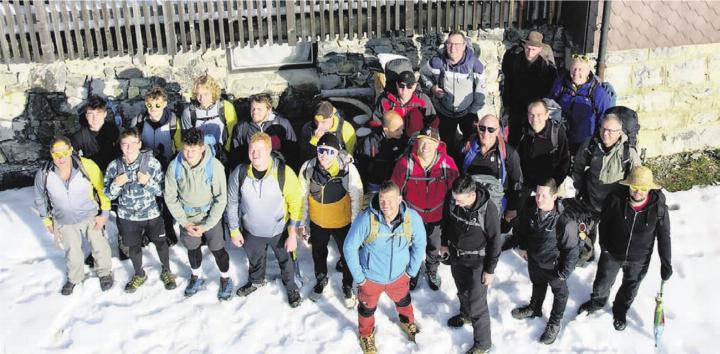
[395,293,412,307]
[358,302,377,318]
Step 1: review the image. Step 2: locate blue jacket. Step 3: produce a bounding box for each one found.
[343,195,427,285]
[549,73,611,146]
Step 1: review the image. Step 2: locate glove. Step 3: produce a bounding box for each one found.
[661,265,673,281]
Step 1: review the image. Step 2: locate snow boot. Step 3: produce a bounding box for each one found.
[160,270,177,290]
[613,314,627,331]
[465,344,492,354]
[447,313,471,328]
[60,280,75,296]
[184,275,206,297]
[124,274,147,293]
[539,323,560,344]
[359,333,377,354]
[99,274,114,291]
[218,277,234,301]
[236,281,266,297]
[343,285,357,309]
[309,274,328,302]
[398,320,420,342]
[511,304,542,320]
[577,299,603,315]
[427,271,441,291]
[288,289,302,308]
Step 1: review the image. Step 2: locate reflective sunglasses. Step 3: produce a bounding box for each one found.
[477,125,498,133]
[51,149,73,159]
[572,54,591,62]
[317,146,338,156]
[397,82,415,89]
[145,102,166,109]
[629,185,650,193]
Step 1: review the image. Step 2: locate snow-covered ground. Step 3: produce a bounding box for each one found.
[0,186,715,354]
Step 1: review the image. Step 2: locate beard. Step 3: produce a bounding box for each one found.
[630,193,647,203]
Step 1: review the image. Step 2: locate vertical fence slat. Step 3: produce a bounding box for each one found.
[100,0,113,56]
[255,0,264,46]
[319,0,326,40]
[358,0,364,38]
[472,0,479,31]
[81,0,96,58]
[33,2,55,62]
[276,0,283,43]
[385,0,391,33]
[453,0,461,30]
[187,0,198,51]
[404,0,413,36]
[219,0,228,48]
[8,1,30,60]
[347,0,354,38]
[338,0,344,39]
[375,0,380,37]
[266,0,274,44]
[435,0,441,33]
[227,1,236,46]
[236,0,244,47]
[91,1,105,57]
[177,1,188,50]
[58,2,77,59]
[207,1,216,49]
[69,1,88,57]
[122,0,134,55]
[286,0,297,45]
[163,1,177,55]
[328,0,334,39]
[197,0,208,50]
[246,0,255,46]
[443,1,450,32]
[417,0,423,35]
[427,0,432,34]
[149,0,162,54]
[142,1,153,53]
[499,0,505,28]
[508,0,515,28]
[23,1,40,60]
[393,0,399,32]
[0,2,14,63]
[111,0,124,55]
[131,0,143,56]
[310,0,317,42]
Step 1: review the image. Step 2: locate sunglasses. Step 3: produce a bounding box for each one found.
[629,185,650,193]
[572,54,591,62]
[51,149,73,159]
[477,125,498,133]
[145,102,166,109]
[317,146,338,156]
[397,82,415,89]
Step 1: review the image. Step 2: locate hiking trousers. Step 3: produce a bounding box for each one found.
[451,259,492,350]
[244,231,299,292]
[357,275,414,336]
[57,218,112,284]
[309,222,353,287]
[424,222,443,273]
[117,216,170,276]
[528,264,569,325]
[589,251,650,319]
[180,221,230,273]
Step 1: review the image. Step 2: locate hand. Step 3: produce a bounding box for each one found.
[431,85,446,99]
[439,246,450,259]
[298,226,311,247]
[137,171,150,185]
[661,267,673,281]
[184,224,203,237]
[504,209,517,222]
[519,250,528,261]
[481,272,494,286]
[113,173,129,187]
[230,230,245,247]
[314,125,328,139]
[285,231,298,253]
[94,215,108,230]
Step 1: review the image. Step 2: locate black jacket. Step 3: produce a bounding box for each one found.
[70,118,120,172]
[355,127,408,187]
[441,183,502,273]
[463,140,524,210]
[600,189,672,279]
[517,200,580,279]
[517,123,570,188]
[501,46,557,113]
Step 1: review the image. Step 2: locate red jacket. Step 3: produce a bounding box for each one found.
[391,141,458,223]
[373,91,439,138]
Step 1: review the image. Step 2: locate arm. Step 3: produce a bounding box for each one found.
[297,161,311,227]
[656,198,673,280]
[172,112,183,153]
[163,161,189,226]
[342,122,357,156]
[406,210,428,277]
[199,161,227,230]
[348,163,364,222]
[343,213,370,284]
[419,57,440,91]
[505,148,524,211]
[34,169,52,226]
[282,166,304,228]
[483,201,503,273]
[572,139,591,194]
[103,160,122,201]
[467,60,486,114]
[390,157,407,192]
[223,101,238,151]
[556,217,580,279]
[180,106,192,135]
[554,127,571,186]
[226,166,242,231]
[83,159,111,217]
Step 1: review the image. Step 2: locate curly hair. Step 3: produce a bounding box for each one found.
[182,128,205,147]
[145,86,168,102]
[192,75,222,103]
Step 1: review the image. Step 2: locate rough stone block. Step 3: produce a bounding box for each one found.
[145,54,172,67]
[604,65,632,95]
[0,120,14,141]
[633,64,663,88]
[116,67,144,79]
[691,111,719,125]
[129,78,152,88]
[0,72,17,86]
[320,74,343,90]
[0,90,27,121]
[128,86,141,99]
[29,63,68,92]
[672,87,714,110]
[0,140,42,163]
[638,91,673,112]
[605,49,648,66]
[667,60,706,86]
[90,79,128,99]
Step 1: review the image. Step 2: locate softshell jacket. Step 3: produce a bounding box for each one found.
[420,44,485,118]
[180,100,238,151]
[517,123,570,187]
[344,195,427,285]
[70,117,120,172]
[300,113,357,161]
[391,141,459,223]
[229,112,299,169]
[372,90,438,138]
[548,72,611,145]
[501,46,557,113]
[355,127,408,188]
[104,154,164,221]
[129,108,182,164]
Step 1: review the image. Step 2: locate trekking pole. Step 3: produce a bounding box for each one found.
[291,250,305,287]
[654,280,666,348]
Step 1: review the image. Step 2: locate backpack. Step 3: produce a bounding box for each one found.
[559,198,597,266]
[400,154,452,214]
[236,150,288,196]
[603,105,639,149]
[364,210,413,246]
[173,134,219,186]
[114,149,154,177]
[461,136,508,213]
[38,155,102,216]
[448,197,488,229]
[134,109,178,143]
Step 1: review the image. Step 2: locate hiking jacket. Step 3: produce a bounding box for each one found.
[517,200,580,279]
[104,154,164,221]
[229,112,298,169]
[517,122,570,187]
[34,157,111,226]
[420,44,485,118]
[129,108,182,164]
[572,135,640,212]
[600,189,672,279]
[372,90,438,138]
[391,141,459,223]
[549,72,611,145]
[226,158,303,237]
[355,127,408,188]
[299,154,363,229]
[344,195,427,285]
[441,183,502,273]
[300,114,357,162]
[70,118,120,172]
[461,138,523,210]
[501,46,557,113]
[181,100,238,151]
[164,149,227,230]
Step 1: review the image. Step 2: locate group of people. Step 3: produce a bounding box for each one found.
[34,30,673,354]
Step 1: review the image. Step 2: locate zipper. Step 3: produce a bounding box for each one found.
[389,221,395,280]
[624,210,638,261]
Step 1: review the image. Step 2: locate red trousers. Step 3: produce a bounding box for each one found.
[357,274,415,336]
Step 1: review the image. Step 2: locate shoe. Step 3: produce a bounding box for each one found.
[447,313,471,328]
[511,305,542,320]
[398,321,420,342]
[409,276,418,291]
[184,275,206,297]
[124,274,147,293]
[288,289,302,308]
[427,271,441,291]
[359,333,377,354]
[160,270,177,290]
[577,300,603,315]
[236,281,266,297]
[613,316,627,331]
[60,281,75,296]
[343,285,357,309]
[309,275,328,302]
[218,277,234,301]
[99,275,114,291]
[539,323,560,345]
[465,344,492,354]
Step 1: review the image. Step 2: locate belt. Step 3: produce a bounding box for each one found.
[182,203,211,214]
[454,246,486,257]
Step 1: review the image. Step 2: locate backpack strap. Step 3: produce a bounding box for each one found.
[75,156,101,204]
[402,211,413,246]
[189,106,197,128]
[365,212,380,246]
[335,115,346,150]
[550,122,559,154]
[276,157,286,194]
[115,156,126,176]
[622,142,632,178]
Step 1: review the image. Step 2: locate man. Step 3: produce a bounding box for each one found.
[34,136,113,295]
[372,70,438,138]
[501,31,557,147]
[511,178,580,345]
[298,133,363,307]
[391,127,459,290]
[227,132,303,308]
[300,101,357,162]
[577,166,672,331]
[355,111,408,194]
[420,31,486,161]
[440,175,502,354]
[344,181,427,354]
[164,128,232,299]
[548,55,612,155]
[71,94,120,172]
[104,128,176,293]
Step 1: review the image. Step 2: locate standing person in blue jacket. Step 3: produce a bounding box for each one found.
[344,181,427,354]
[548,55,611,156]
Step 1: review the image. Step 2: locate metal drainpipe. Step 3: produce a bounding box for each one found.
[597,0,613,81]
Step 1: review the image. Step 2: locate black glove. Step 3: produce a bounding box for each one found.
[661,265,673,281]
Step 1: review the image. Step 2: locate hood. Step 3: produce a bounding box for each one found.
[440,43,477,72]
[469,182,491,211]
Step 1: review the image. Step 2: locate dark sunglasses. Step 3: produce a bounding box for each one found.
[477,125,497,133]
[397,82,416,89]
[317,146,338,156]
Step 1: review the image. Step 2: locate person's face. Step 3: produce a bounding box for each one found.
[477,118,500,148]
[396,81,416,102]
[145,98,167,121]
[600,119,623,148]
[417,137,439,159]
[524,43,543,62]
[453,191,477,209]
[196,86,214,108]
[570,60,591,86]
[383,118,404,139]
[250,101,270,123]
[446,34,466,63]
[317,146,338,169]
[316,116,334,131]
[628,185,650,203]
[535,185,557,211]
[120,135,142,160]
[528,104,549,133]
[182,143,205,167]
[248,140,272,168]
[378,188,402,219]
[86,108,107,132]
[50,142,73,168]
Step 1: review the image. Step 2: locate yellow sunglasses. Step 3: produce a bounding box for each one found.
[629,185,650,193]
[572,54,591,62]
[145,102,166,109]
[51,149,73,159]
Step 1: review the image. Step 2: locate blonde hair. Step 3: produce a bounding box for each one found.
[249,92,274,110]
[192,75,222,103]
[249,131,272,148]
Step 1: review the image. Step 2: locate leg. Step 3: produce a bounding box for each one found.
[309,223,332,279]
[84,219,112,277]
[180,227,203,272]
[145,217,171,271]
[612,259,650,319]
[270,231,298,292]
[243,232,270,284]
[439,115,461,163]
[424,223,442,273]
[528,266,549,312]
[589,251,623,306]
[357,280,384,336]
[158,198,178,245]
[204,222,230,273]
[547,275,570,325]
[467,265,492,350]
[332,225,354,287]
[57,223,85,284]
[450,262,472,318]
[386,275,415,325]
[117,218,145,276]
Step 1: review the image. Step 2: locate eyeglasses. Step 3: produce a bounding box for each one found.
[145,102,166,109]
[629,185,650,193]
[317,146,338,156]
[50,149,73,159]
[601,127,622,134]
[397,82,415,89]
[447,42,465,47]
[120,140,140,148]
[572,54,591,62]
[477,125,498,134]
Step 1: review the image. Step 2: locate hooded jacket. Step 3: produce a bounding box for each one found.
[355,126,408,188]
[70,116,120,172]
[129,108,182,164]
[104,154,164,221]
[517,122,570,187]
[343,194,427,285]
[501,45,557,113]
[229,111,298,169]
[180,99,238,151]
[372,90,438,138]
[391,140,459,223]
[300,113,357,162]
[548,72,611,145]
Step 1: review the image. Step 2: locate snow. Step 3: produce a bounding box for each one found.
[0,185,716,354]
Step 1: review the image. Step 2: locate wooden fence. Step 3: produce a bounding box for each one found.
[0,0,560,64]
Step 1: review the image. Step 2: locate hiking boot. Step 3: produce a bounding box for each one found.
[447,313,471,328]
[343,285,357,309]
[511,305,542,320]
[409,276,418,291]
[427,271,441,291]
[160,270,177,290]
[613,315,627,331]
[398,321,420,342]
[539,323,560,345]
[465,344,492,354]
[309,275,329,302]
[359,333,377,354]
[60,281,75,296]
[124,274,147,293]
[236,281,266,297]
[99,275,114,291]
[288,289,302,308]
[184,276,206,297]
[218,277,234,301]
[577,300,603,315]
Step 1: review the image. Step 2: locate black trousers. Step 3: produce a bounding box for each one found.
[451,259,492,350]
[528,265,569,325]
[507,108,526,148]
[424,222,443,273]
[439,112,477,166]
[244,231,298,292]
[309,222,352,287]
[589,251,650,319]
[117,216,170,276]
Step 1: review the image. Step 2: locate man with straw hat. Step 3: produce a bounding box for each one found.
[576,166,673,331]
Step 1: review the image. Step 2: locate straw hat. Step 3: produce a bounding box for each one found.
[619,166,662,190]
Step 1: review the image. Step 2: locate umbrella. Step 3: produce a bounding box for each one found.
[654,280,666,348]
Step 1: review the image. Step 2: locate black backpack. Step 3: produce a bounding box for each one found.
[604,105,639,149]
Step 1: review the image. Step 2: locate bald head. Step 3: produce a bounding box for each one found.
[477,114,501,149]
[382,111,404,139]
[478,114,500,127]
